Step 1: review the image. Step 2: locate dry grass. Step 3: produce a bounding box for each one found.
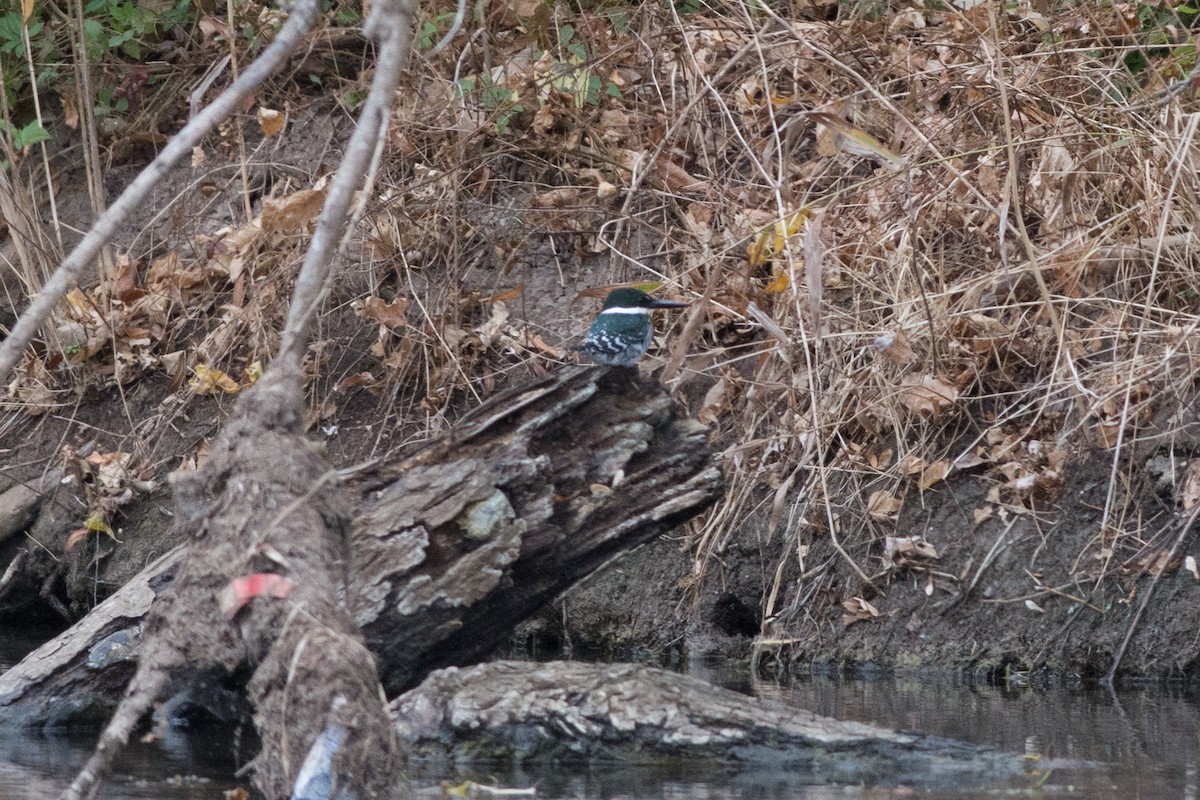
[376,0,1200,641]
[5,0,1200,647]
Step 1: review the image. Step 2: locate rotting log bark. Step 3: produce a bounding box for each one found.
[0,366,721,726]
[395,661,1025,787]
[56,367,400,800]
[350,364,722,694]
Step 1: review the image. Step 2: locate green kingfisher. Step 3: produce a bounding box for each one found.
[577,287,688,366]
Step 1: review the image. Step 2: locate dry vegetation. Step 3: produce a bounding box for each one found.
[4,0,1200,671]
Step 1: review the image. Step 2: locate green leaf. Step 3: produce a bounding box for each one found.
[13,120,50,150]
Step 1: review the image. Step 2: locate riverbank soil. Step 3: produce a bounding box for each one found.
[3,1,1200,681]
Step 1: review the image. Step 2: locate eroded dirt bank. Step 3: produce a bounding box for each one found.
[4,1,1200,685]
[563,428,1200,681]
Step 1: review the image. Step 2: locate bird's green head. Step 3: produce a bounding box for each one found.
[601,287,688,311]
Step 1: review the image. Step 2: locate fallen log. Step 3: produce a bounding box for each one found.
[349,365,721,694]
[0,366,720,725]
[395,661,1026,787]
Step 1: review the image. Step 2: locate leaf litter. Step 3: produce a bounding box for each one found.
[2,0,1200,671]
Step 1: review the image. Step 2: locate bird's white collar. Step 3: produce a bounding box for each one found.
[600,306,651,315]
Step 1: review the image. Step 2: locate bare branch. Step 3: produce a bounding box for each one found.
[276,0,417,369]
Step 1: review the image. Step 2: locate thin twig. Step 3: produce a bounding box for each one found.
[1104,504,1200,685]
[59,662,173,800]
[424,0,467,58]
[276,0,416,370]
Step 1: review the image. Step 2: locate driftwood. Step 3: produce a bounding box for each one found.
[0,363,720,799]
[348,365,719,694]
[395,661,1024,786]
[0,366,718,723]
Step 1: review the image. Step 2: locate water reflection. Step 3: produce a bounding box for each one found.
[4,627,1200,800]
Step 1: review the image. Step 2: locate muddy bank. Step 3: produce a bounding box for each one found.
[560,434,1200,681]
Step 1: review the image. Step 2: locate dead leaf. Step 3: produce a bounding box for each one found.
[883,536,939,567]
[482,286,523,304]
[189,365,240,394]
[918,459,950,491]
[1136,549,1180,576]
[973,505,994,524]
[841,596,881,626]
[257,107,285,137]
[198,14,231,41]
[337,372,381,392]
[262,187,327,234]
[356,296,410,329]
[873,330,916,366]
[531,187,581,208]
[512,0,542,18]
[66,528,91,554]
[698,375,733,426]
[8,356,56,414]
[477,302,510,344]
[614,148,708,194]
[897,374,959,417]
[867,489,903,520]
[1183,461,1200,510]
[61,95,79,129]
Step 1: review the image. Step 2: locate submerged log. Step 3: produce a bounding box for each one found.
[395,661,1026,786]
[0,366,721,724]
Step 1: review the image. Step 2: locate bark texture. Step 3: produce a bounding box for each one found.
[0,366,720,725]
[394,660,1024,786]
[350,365,721,693]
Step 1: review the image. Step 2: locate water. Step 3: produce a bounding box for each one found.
[3,630,1199,799]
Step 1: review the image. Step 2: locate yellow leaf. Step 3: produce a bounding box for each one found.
[748,230,771,267]
[84,513,121,541]
[765,270,790,293]
[257,107,285,137]
[244,361,263,384]
[190,365,241,394]
[748,208,810,268]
